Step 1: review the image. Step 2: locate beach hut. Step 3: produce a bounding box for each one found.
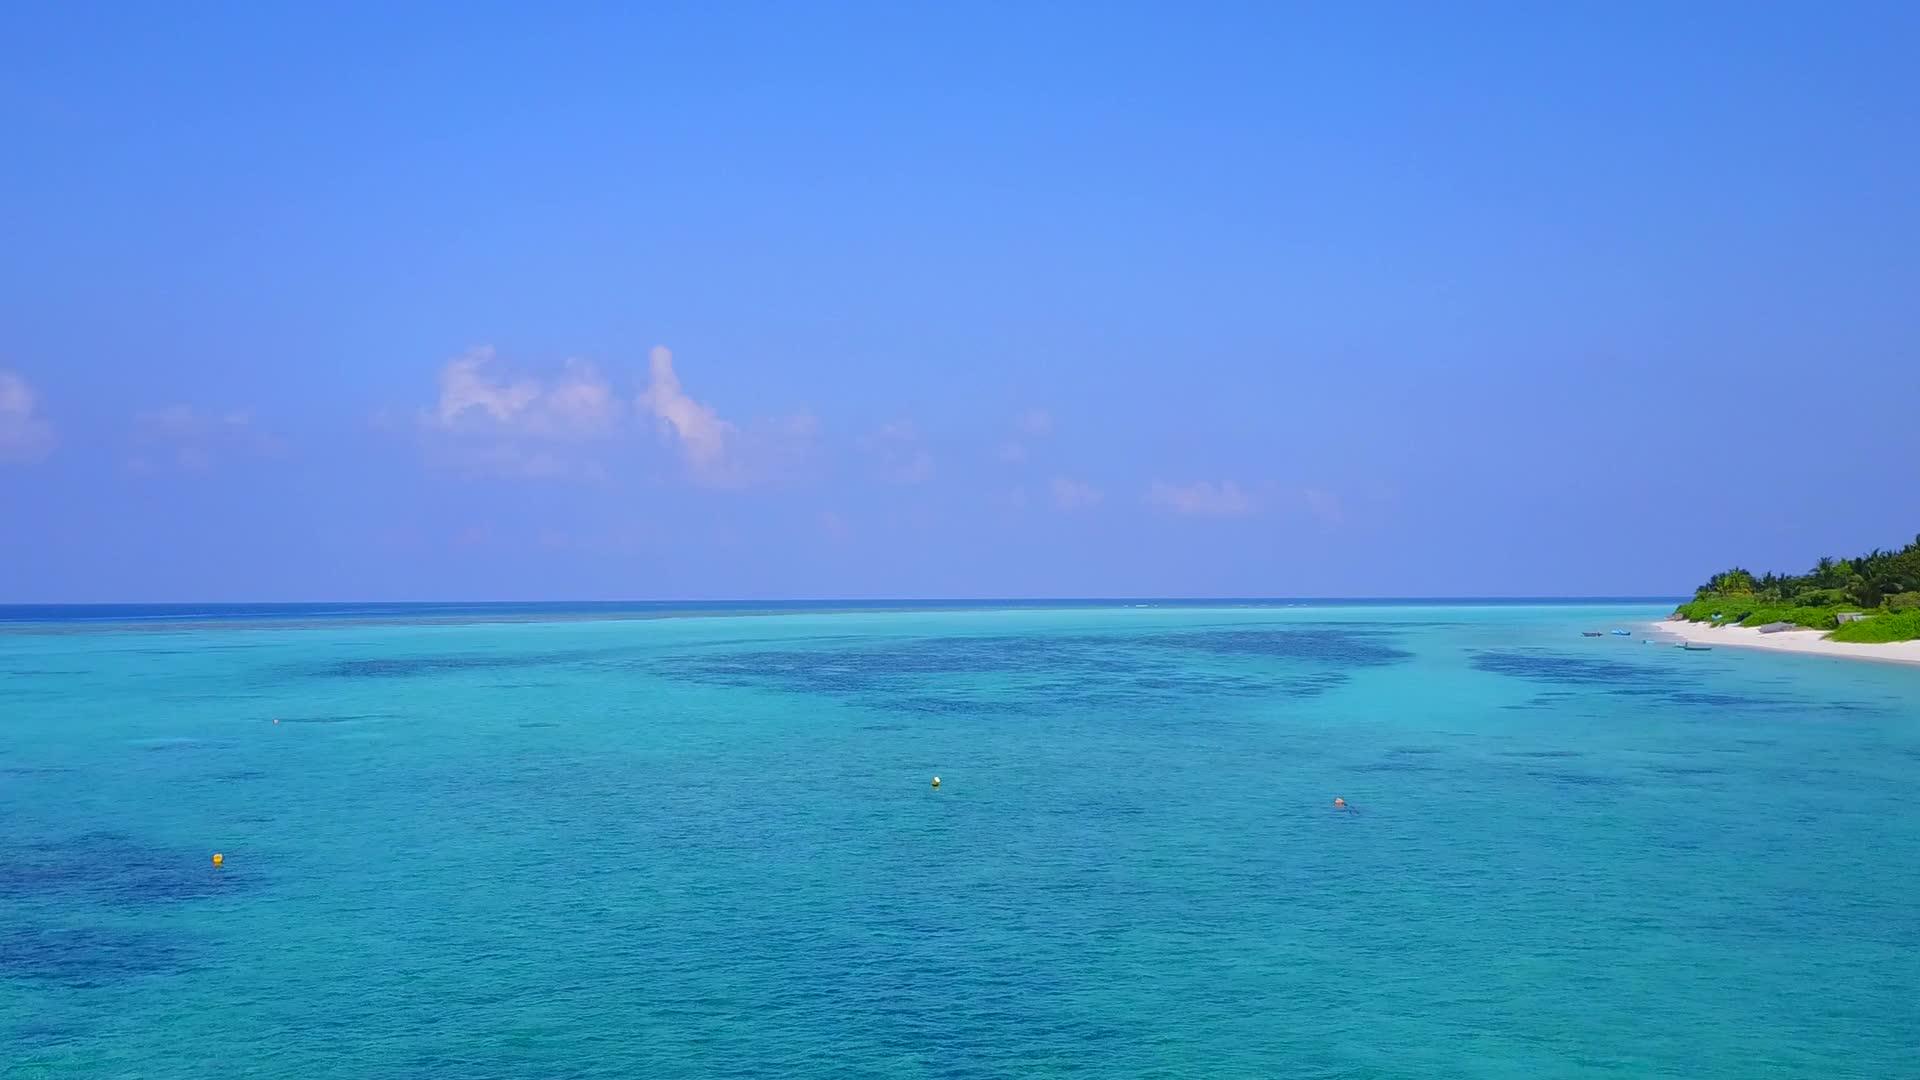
[1835,612,1868,624]
[1756,621,1796,634]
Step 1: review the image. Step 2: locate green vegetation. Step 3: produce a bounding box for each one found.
[1676,534,1920,643]
[1830,610,1920,644]
[1671,598,1842,628]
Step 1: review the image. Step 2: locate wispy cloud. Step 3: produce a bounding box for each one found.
[638,345,734,475]
[0,370,54,463]
[1050,475,1103,510]
[416,344,808,486]
[128,406,282,473]
[1146,480,1254,517]
[417,347,622,480]
[637,348,818,487]
[429,347,619,439]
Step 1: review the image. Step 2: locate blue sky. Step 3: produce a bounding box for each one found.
[2,3,1915,601]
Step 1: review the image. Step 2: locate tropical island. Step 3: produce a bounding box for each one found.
[1667,533,1920,647]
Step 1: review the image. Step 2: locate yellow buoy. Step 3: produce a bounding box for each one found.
[930,776,941,789]
[211,852,224,866]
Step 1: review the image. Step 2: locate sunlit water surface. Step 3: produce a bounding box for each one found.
[3,603,1916,1078]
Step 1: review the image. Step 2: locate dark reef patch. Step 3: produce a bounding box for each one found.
[307,646,627,679]
[0,832,248,907]
[0,925,188,987]
[1471,650,1680,694]
[1667,691,1794,711]
[1469,648,1868,715]
[652,627,1412,717]
[316,654,538,678]
[1171,628,1413,666]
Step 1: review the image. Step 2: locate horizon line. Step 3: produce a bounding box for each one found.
[1,595,1686,608]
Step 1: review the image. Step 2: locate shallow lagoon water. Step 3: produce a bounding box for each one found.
[3,603,1916,1078]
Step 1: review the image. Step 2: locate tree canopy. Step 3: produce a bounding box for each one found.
[1693,534,1920,606]
[1679,533,1920,640]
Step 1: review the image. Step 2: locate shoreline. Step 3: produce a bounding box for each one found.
[1650,618,1920,668]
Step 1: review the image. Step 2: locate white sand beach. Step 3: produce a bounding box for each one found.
[1651,619,1920,667]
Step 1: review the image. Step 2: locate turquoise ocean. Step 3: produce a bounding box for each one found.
[2,601,1916,1078]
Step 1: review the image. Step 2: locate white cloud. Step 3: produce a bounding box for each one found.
[416,346,631,481]
[128,405,282,473]
[415,344,806,486]
[1146,480,1254,517]
[430,347,618,439]
[0,370,54,463]
[436,350,537,424]
[637,345,734,473]
[1050,475,1103,510]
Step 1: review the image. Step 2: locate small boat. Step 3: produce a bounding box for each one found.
[1581,631,1604,637]
[1609,629,1632,636]
[1679,642,1713,651]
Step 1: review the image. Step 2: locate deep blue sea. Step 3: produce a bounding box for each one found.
[3,601,1916,1078]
